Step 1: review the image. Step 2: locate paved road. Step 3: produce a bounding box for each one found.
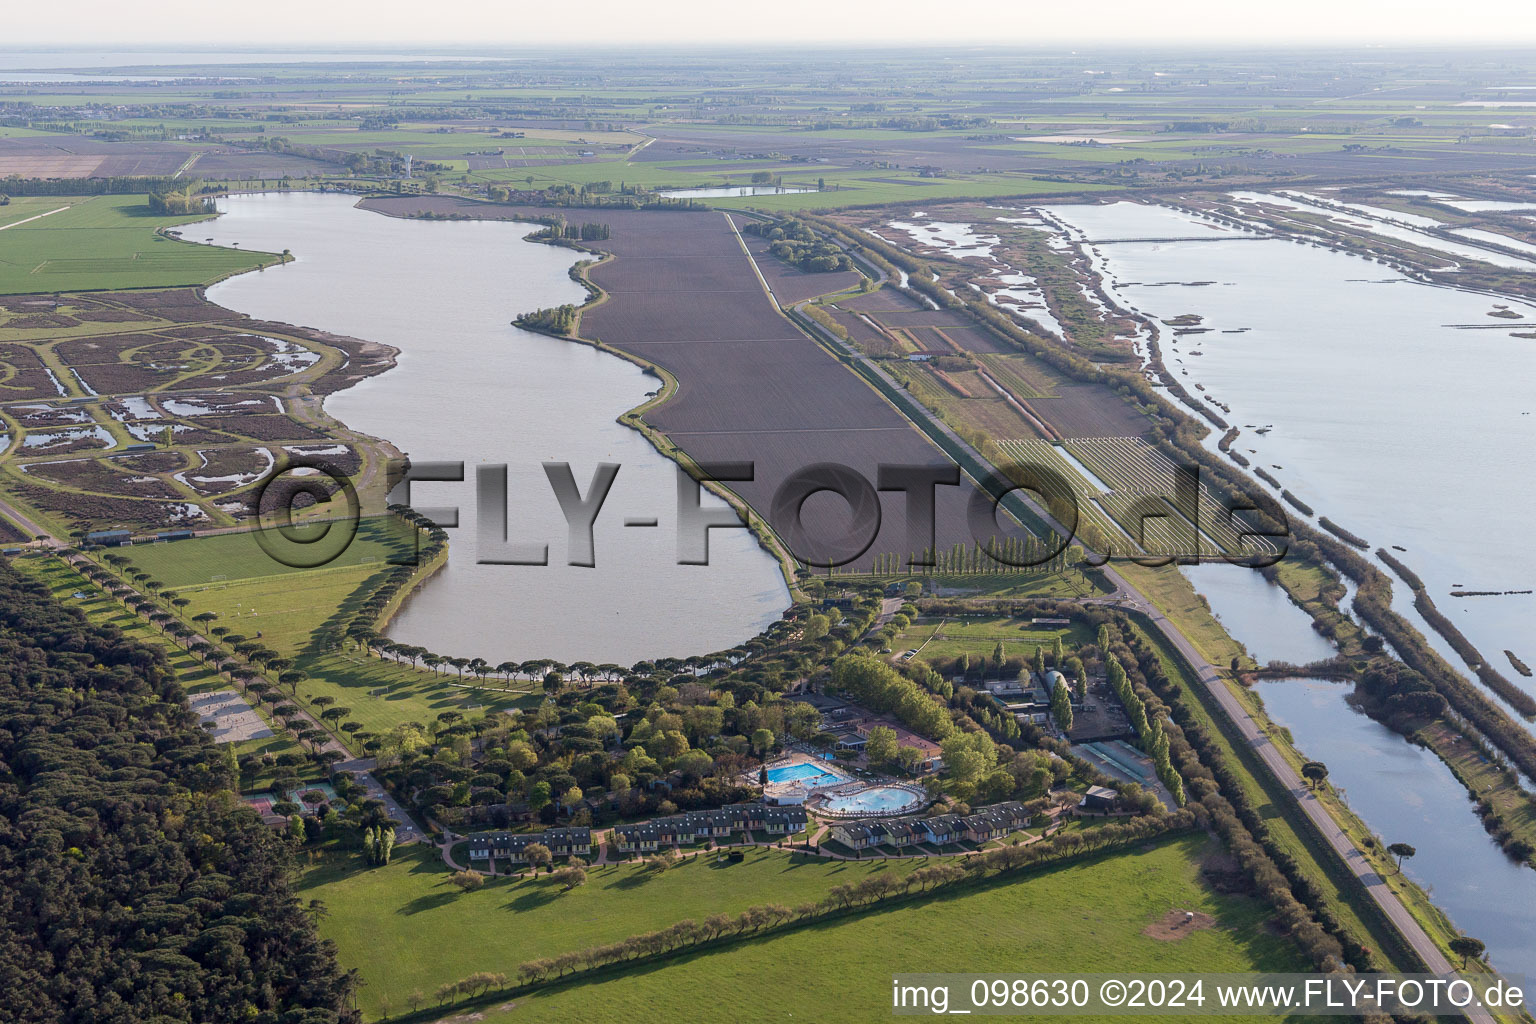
[0,494,55,544]
[766,251,1488,1014]
[57,551,428,844]
[1104,575,1481,1000]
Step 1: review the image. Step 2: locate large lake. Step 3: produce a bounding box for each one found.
[204,192,788,665]
[1045,201,1536,717]
[1033,201,1536,968]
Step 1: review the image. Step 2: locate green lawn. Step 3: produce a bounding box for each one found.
[12,552,308,771]
[117,516,418,589]
[0,194,279,293]
[301,842,924,1017]
[365,835,1310,1024]
[891,615,1093,665]
[292,649,537,746]
[109,519,538,746]
[0,196,82,228]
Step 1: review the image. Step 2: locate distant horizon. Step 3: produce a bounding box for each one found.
[8,0,1536,50]
[5,41,1536,53]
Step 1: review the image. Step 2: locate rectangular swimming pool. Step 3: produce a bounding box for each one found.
[766,761,847,788]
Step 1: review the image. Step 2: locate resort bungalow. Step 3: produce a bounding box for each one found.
[612,803,803,851]
[918,814,963,846]
[465,825,591,863]
[870,819,919,848]
[989,801,1032,830]
[831,822,878,850]
[543,827,591,857]
[724,803,767,831]
[761,805,808,835]
[690,808,739,839]
[613,820,665,853]
[958,812,1007,844]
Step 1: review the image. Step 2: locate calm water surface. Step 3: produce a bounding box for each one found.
[1046,202,1536,714]
[1039,201,1536,969]
[1180,563,1337,666]
[204,192,787,665]
[1257,679,1536,971]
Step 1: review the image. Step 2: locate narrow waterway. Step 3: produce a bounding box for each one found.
[1044,201,1536,715]
[1179,563,1336,666]
[1257,679,1536,971]
[203,192,788,664]
[1019,199,1536,969]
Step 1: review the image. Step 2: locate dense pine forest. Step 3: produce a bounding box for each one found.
[0,561,358,1024]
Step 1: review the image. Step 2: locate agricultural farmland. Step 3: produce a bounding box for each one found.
[362,196,1029,573]
[0,195,281,293]
[995,437,1283,561]
[4,45,1535,1024]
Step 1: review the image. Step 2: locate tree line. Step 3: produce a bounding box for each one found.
[0,174,184,196]
[420,813,1192,1019]
[0,560,357,1022]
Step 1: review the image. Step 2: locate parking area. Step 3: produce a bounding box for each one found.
[189,690,273,743]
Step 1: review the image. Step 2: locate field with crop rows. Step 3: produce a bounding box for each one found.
[1065,437,1282,558]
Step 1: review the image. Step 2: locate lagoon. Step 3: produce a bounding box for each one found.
[203,192,788,665]
[1045,201,1536,716]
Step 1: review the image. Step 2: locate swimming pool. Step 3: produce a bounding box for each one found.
[820,785,925,815]
[765,761,848,789]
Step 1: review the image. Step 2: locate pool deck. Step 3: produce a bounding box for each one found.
[759,753,927,818]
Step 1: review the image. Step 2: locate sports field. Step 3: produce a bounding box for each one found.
[0,194,278,293]
[891,615,1092,665]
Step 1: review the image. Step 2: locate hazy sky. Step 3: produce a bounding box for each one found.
[6,0,1536,47]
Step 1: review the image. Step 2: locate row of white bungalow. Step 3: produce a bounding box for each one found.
[831,800,1032,851]
[613,802,808,853]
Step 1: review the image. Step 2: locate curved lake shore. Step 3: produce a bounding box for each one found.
[203,192,788,665]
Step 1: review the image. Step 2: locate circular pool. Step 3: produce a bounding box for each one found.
[817,784,925,817]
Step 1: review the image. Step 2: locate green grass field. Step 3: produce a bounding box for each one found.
[113,520,533,745]
[302,835,1306,1021]
[891,615,1092,665]
[117,516,418,589]
[11,552,308,772]
[337,834,1308,1023]
[0,194,279,293]
[470,156,1113,212]
[0,196,83,228]
[301,842,923,1017]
